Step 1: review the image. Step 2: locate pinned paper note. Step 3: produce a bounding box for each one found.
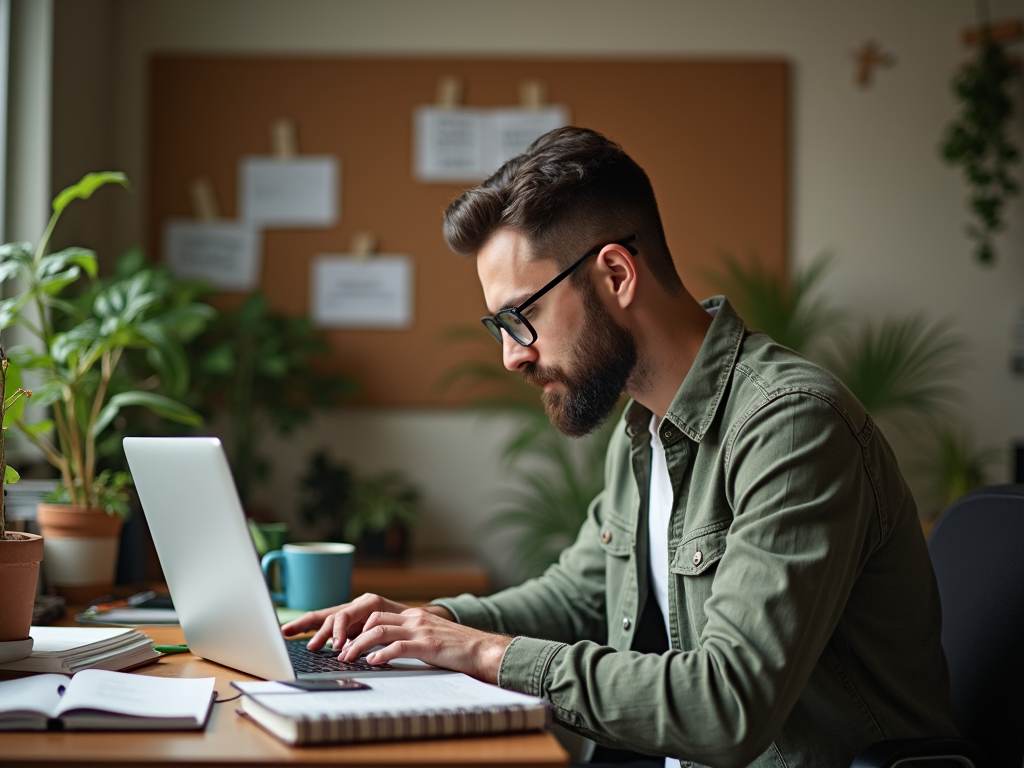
[163,220,262,291]
[485,106,569,176]
[239,156,339,228]
[413,106,569,182]
[413,107,485,182]
[312,255,413,329]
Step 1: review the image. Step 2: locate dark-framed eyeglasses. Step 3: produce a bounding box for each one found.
[481,235,638,347]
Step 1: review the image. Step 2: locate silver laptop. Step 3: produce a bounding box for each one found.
[123,436,437,681]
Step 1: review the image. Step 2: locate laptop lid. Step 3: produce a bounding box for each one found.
[124,437,298,681]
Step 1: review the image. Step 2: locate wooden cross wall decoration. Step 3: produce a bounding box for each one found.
[853,40,896,89]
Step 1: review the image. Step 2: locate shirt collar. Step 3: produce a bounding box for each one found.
[625,296,745,444]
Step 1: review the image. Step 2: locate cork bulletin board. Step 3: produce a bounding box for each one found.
[148,57,788,407]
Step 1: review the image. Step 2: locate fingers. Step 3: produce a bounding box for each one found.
[282,606,337,638]
[305,613,337,651]
[302,594,408,652]
[341,617,413,662]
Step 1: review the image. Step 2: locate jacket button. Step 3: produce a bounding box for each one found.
[622,617,631,631]
[692,550,703,566]
[663,428,674,440]
[601,529,612,544]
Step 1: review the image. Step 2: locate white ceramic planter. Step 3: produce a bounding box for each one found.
[36,505,122,602]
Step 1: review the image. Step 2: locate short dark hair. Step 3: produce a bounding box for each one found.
[442,127,683,293]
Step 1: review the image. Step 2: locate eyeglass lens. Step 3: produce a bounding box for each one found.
[497,311,532,344]
[481,312,533,345]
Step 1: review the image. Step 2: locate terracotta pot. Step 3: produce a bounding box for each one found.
[0,531,44,646]
[36,504,122,603]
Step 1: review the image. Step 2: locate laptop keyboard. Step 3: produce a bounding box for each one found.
[287,640,395,673]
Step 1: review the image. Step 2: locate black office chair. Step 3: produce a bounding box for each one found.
[852,484,1024,768]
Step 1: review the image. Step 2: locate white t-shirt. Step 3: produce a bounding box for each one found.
[648,414,675,644]
[648,415,681,768]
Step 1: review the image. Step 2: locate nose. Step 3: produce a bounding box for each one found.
[501,331,537,372]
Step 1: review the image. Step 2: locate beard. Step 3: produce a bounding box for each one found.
[522,285,638,438]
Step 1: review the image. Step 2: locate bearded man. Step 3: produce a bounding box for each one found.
[283,127,958,767]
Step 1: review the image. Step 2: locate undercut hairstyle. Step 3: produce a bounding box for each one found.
[443,127,684,294]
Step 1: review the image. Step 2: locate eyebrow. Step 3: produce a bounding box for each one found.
[488,292,533,315]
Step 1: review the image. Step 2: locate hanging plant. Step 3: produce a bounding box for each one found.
[940,27,1020,265]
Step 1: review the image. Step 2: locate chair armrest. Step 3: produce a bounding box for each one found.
[851,737,986,768]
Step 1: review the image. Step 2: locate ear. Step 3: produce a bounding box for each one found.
[595,243,638,309]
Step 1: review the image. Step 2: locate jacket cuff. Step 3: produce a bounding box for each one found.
[428,594,495,631]
[497,635,565,697]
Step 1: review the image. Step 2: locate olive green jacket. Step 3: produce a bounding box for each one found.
[434,298,957,768]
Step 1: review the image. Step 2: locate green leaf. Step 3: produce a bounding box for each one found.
[822,314,966,428]
[39,247,98,279]
[0,242,33,264]
[92,390,202,437]
[19,419,54,439]
[138,322,190,398]
[703,251,843,354]
[114,246,147,278]
[51,172,129,217]
[4,465,20,485]
[8,346,54,369]
[0,295,31,330]
[39,266,83,295]
[2,362,27,427]
[0,260,25,283]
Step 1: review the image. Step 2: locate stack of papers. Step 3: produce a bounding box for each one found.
[0,627,160,674]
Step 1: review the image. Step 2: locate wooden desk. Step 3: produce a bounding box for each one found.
[0,625,567,768]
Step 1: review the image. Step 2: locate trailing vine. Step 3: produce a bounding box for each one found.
[940,29,1020,265]
[937,24,1019,264]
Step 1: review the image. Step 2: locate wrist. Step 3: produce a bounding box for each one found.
[423,604,454,621]
[477,634,514,685]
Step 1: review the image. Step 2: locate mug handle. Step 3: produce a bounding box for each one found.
[261,550,286,605]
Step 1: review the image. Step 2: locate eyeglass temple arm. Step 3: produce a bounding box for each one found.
[516,236,638,313]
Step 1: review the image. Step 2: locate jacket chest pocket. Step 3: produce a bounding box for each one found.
[670,523,729,576]
[596,515,634,558]
[670,524,729,643]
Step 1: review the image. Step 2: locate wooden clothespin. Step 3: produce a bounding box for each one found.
[350,232,378,261]
[436,76,464,110]
[270,118,298,160]
[852,40,896,89]
[519,80,547,110]
[189,178,219,222]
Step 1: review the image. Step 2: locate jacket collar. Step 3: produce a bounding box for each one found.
[625,296,745,444]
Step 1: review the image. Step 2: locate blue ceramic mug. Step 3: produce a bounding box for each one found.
[261,542,355,611]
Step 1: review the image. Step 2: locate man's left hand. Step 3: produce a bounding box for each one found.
[340,607,513,684]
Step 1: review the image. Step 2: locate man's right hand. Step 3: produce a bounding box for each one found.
[280,593,453,653]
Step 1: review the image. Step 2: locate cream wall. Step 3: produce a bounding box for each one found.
[49,0,1024,586]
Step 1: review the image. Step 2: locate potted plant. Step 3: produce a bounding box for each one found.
[940,21,1020,265]
[189,292,356,514]
[0,172,211,601]
[298,450,419,561]
[0,338,41,662]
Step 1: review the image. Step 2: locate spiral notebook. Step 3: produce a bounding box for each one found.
[232,673,550,746]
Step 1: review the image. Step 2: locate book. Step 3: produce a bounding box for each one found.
[76,590,180,626]
[0,669,215,731]
[233,673,551,746]
[0,627,160,674]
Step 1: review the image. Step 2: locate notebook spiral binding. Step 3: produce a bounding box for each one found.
[297,703,550,745]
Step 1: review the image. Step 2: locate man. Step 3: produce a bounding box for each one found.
[283,127,957,767]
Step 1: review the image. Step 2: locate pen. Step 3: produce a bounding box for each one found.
[154,644,190,654]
